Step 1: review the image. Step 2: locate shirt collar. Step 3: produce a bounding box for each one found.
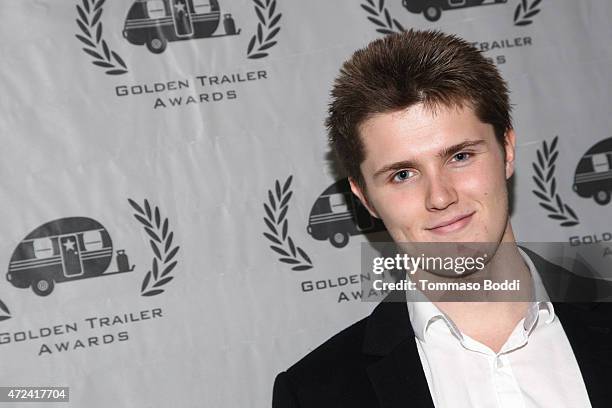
[517,246,555,327]
[406,246,555,342]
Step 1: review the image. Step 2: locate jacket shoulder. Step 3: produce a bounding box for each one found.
[273,292,412,407]
[286,315,371,380]
[273,315,380,407]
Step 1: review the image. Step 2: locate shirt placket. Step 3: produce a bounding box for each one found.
[453,315,533,408]
[490,353,526,408]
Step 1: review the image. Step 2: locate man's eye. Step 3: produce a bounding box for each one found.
[392,170,413,183]
[452,152,471,162]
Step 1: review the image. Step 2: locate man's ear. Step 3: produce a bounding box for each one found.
[349,177,380,219]
[504,129,516,179]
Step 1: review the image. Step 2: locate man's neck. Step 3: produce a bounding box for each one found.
[416,243,535,353]
[434,301,531,353]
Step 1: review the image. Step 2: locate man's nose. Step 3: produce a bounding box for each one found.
[425,175,458,211]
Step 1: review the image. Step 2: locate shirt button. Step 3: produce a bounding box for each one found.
[495,356,503,369]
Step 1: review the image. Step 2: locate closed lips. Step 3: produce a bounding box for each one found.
[428,212,475,229]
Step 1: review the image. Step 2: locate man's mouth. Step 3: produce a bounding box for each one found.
[427,211,475,234]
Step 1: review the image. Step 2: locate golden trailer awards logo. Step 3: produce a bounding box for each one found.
[531,136,612,255]
[3,199,179,303]
[531,136,612,230]
[360,0,542,66]
[362,0,541,28]
[74,0,282,109]
[262,176,388,270]
[0,199,180,356]
[75,0,282,74]
[262,176,391,303]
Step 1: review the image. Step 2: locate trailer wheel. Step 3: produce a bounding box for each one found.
[329,232,349,248]
[423,6,442,21]
[147,36,167,54]
[32,278,54,297]
[594,190,611,205]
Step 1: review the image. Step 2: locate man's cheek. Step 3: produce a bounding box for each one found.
[391,211,415,237]
[458,171,488,192]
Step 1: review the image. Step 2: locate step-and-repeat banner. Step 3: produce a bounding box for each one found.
[1,0,611,406]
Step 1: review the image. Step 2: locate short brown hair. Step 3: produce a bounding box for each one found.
[326,29,512,189]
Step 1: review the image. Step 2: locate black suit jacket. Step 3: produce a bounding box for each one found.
[273,248,612,407]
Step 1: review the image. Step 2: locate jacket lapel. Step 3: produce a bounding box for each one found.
[366,339,435,408]
[522,246,612,406]
[554,302,612,407]
[362,291,435,408]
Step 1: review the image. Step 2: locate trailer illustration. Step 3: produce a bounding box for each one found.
[123,0,240,54]
[573,138,612,205]
[6,217,134,296]
[402,0,507,22]
[307,179,386,248]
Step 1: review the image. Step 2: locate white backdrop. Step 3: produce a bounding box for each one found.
[1,0,611,406]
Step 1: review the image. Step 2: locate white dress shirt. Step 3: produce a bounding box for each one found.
[406,247,592,408]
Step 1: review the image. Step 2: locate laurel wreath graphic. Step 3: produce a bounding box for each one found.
[128,199,180,296]
[531,136,580,227]
[247,0,282,59]
[75,0,128,75]
[361,0,405,35]
[263,176,313,271]
[513,0,541,26]
[0,298,10,322]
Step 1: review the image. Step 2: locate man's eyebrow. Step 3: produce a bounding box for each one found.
[438,139,486,159]
[373,139,487,179]
[373,159,418,179]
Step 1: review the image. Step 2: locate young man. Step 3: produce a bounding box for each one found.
[273,30,612,407]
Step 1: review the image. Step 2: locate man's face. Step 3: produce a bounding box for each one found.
[350,103,516,245]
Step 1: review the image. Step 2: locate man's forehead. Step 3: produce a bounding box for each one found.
[358,103,488,156]
[360,102,475,131]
